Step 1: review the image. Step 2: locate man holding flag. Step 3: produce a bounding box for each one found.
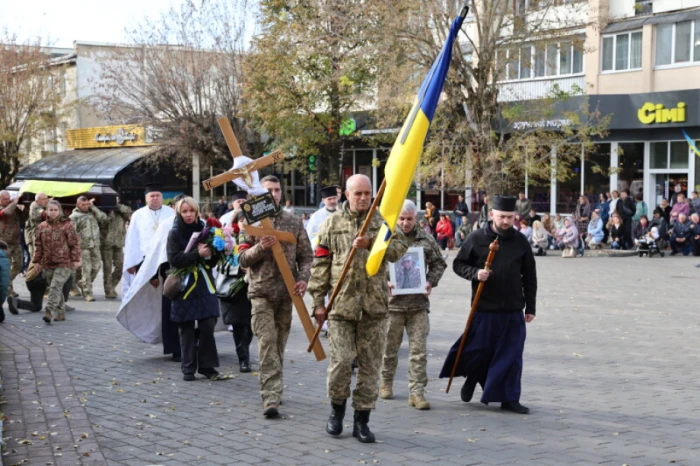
[308,174,407,443]
[307,4,467,443]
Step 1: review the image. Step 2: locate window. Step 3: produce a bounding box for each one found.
[651,141,690,170]
[601,31,642,72]
[498,41,583,81]
[655,20,700,66]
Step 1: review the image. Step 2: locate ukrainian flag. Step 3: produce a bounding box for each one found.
[366,9,466,276]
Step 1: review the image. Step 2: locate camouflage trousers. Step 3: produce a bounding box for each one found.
[381,310,430,395]
[101,246,123,293]
[6,243,22,293]
[250,297,292,404]
[78,247,101,296]
[45,268,72,318]
[327,314,388,410]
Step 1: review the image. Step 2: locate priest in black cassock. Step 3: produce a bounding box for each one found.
[439,195,537,414]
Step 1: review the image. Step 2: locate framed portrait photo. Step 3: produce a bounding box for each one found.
[388,247,428,296]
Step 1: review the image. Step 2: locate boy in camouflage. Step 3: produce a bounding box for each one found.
[308,174,408,443]
[380,200,446,410]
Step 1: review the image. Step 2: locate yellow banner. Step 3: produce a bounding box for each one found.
[19,180,96,198]
[66,125,153,149]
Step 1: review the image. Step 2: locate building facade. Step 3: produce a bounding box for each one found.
[498,0,700,214]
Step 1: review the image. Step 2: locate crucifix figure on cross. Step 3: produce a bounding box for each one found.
[203,117,325,364]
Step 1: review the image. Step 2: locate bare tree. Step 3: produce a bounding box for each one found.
[0,32,68,187]
[370,0,610,196]
[94,0,258,172]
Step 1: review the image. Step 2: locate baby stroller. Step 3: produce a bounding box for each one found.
[636,238,664,258]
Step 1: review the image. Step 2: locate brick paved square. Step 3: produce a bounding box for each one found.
[2,256,700,465]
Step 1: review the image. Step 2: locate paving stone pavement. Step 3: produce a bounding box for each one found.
[1,254,699,465]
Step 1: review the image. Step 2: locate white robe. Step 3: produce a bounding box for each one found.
[305,207,335,248]
[122,205,175,297]
[220,210,236,227]
[117,215,174,344]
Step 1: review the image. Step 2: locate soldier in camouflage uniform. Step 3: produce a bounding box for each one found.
[380,200,446,410]
[33,200,81,323]
[99,201,132,298]
[69,196,107,301]
[308,174,408,444]
[0,190,25,297]
[25,192,49,258]
[238,176,313,418]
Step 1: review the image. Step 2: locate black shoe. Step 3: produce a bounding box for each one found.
[171,354,182,362]
[460,378,477,402]
[0,307,5,323]
[670,251,678,256]
[326,400,346,436]
[198,368,220,380]
[352,410,375,443]
[239,361,251,373]
[183,373,195,381]
[501,401,529,414]
[263,401,279,417]
[7,297,19,315]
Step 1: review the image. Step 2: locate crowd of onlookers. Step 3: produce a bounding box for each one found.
[416,189,700,259]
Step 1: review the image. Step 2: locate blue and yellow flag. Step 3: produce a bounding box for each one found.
[366,11,466,276]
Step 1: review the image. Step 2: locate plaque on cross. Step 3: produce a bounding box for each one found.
[203,117,326,361]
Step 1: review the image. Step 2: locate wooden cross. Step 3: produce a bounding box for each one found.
[203,117,326,361]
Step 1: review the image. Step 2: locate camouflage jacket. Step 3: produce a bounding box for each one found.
[388,224,446,313]
[308,202,408,321]
[70,206,107,249]
[100,204,132,248]
[0,201,21,246]
[24,201,46,245]
[238,209,313,301]
[33,216,81,268]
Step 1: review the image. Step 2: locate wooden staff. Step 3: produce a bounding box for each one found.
[306,180,387,352]
[445,238,499,393]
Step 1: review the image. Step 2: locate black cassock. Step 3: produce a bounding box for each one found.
[439,222,536,404]
[157,263,181,357]
[439,311,525,403]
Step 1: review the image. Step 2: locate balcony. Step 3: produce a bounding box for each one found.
[634,0,653,16]
[497,75,586,102]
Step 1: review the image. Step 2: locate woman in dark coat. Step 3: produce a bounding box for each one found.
[219,211,253,373]
[167,197,221,381]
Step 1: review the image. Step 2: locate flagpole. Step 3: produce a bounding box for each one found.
[307,179,387,353]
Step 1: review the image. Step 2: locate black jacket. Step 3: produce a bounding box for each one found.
[616,197,635,220]
[453,222,537,315]
[453,200,470,218]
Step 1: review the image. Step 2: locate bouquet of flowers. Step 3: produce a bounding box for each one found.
[167,223,238,299]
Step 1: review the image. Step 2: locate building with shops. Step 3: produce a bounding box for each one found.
[493,0,700,215]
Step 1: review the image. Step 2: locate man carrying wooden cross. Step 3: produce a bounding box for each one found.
[308,174,408,443]
[238,175,314,417]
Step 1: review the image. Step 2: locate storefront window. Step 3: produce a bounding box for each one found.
[670,141,689,169]
[556,145,581,215]
[584,144,610,202]
[618,143,644,197]
[651,142,668,169]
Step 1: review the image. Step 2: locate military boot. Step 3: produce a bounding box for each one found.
[69,286,81,297]
[42,309,53,324]
[105,289,117,299]
[352,410,375,443]
[325,399,346,436]
[54,312,66,322]
[84,291,95,302]
[408,393,431,410]
[379,380,393,399]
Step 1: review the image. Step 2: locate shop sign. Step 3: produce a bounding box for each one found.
[94,128,138,145]
[637,102,686,125]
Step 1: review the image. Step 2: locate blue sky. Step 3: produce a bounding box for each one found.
[1,0,185,48]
